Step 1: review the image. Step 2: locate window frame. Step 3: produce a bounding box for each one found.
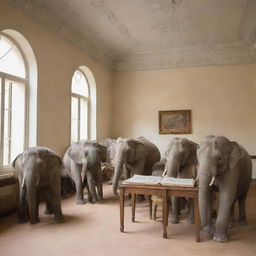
[0,33,29,170]
[71,68,91,142]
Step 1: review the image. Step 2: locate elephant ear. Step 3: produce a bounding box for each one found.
[165,141,174,157]
[97,144,107,162]
[12,153,23,168]
[68,142,82,164]
[47,150,63,167]
[134,141,147,162]
[12,154,23,179]
[229,142,244,170]
[187,141,198,166]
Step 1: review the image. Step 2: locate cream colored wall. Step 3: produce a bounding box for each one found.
[0,2,113,156]
[112,65,256,162]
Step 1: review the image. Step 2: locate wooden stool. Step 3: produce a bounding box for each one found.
[150,195,163,220]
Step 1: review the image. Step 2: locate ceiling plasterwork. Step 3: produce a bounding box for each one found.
[4,0,256,71]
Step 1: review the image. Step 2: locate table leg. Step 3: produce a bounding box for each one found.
[131,193,136,222]
[148,195,152,219]
[120,188,125,232]
[194,197,201,242]
[162,191,168,239]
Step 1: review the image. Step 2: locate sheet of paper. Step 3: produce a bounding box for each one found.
[161,177,195,187]
[122,175,162,185]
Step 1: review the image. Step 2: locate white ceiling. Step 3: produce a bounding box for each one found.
[6,0,256,71]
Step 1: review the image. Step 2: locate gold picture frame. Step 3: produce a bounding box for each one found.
[159,110,192,134]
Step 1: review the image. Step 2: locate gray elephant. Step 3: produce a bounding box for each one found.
[164,138,198,224]
[63,140,107,204]
[112,136,161,195]
[12,146,64,224]
[197,135,252,242]
[99,137,118,165]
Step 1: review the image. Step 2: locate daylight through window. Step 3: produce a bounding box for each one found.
[0,35,27,168]
[71,69,90,142]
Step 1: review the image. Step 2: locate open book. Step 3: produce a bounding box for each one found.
[122,175,196,187]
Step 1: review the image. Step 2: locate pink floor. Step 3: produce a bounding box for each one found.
[0,183,255,256]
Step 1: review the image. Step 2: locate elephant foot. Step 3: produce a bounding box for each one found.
[239,219,248,226]
[107,180,113,185]
[76,199,87,205]
[88,199,96,204]
[18,217,28,224]
[201,226,214,238]
[213,232,229,243]
[169,217,179,224]
[44,208,53,215]
[54,215,64,223]
[30,218,40,225]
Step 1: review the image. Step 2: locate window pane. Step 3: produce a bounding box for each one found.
[0,36,26,78]
[11,81,25,162]
[71,97,79,142]
[3,81,11,166]
[2,80,25,166]
[71,70,89,97]
[80,99,88,140]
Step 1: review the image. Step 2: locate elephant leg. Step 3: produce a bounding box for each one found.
[228,202,236,228]
[238,187,249,226]
[50,181,64,223]
[84,182,93,203]
[170,197,179,223]
[71,162,86,204]
[87,172,98,203]
[44,190,53,214]
[18,186,28,223]
[214,189,236,242]
[187,198,194,224]
[96,172,103,201]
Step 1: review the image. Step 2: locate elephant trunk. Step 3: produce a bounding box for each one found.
[113,160,124,195]
[25,169,39,224]
[81,163,87,183]
[198,163,216,230]
[166,156,180,177]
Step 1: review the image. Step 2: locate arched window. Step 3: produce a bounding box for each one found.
[0,30,37,170]
[0,34,27,167]
[71,69,90,142]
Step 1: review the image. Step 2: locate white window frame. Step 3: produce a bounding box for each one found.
[71,68,91,142]
[0,33,29,169]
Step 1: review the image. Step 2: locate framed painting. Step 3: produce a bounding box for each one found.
[159,110,192,134]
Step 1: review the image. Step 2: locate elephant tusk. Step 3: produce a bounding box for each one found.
[209,176,215,186]
[162,167,167,177]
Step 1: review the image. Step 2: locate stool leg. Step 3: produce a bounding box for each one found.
[131,193,136,222]
[149,195,152,219]
[153,203,158,220]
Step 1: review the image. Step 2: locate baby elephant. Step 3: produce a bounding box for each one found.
[63,140,107,204]
[12,146,64,224]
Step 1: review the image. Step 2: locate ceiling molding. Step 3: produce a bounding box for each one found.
[4,0,256,72]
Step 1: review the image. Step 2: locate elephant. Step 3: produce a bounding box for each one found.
[112,136,161,195]
[99,137,118,165]
[164,138,198,224]
[63,140,107,204]
[197,135,252,242]
[12,146,64,224]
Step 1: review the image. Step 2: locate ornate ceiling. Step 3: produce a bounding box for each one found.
[6,0,256,71]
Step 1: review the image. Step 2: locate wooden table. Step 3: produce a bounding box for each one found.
[119,183,201,242]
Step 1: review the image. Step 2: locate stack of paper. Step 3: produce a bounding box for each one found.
[122,175,196,187]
